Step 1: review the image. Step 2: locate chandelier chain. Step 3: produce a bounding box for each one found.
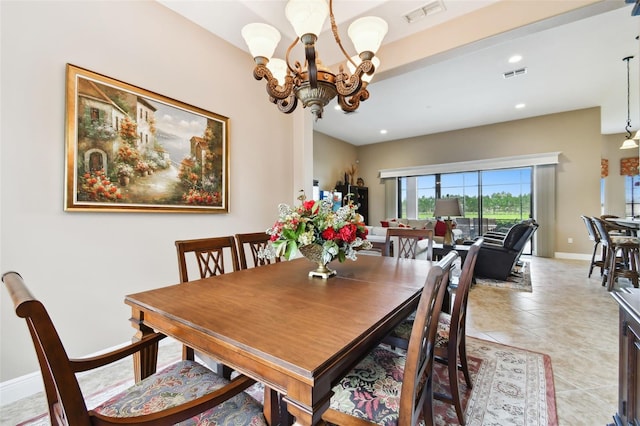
[625,55,634,137]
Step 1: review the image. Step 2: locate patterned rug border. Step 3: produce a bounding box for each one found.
[474,261,532,292]
[464,336,557,426]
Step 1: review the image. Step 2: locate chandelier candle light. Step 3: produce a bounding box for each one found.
[241,0,388,120]
[434,197,462,247]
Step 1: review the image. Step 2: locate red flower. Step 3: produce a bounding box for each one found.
[302,200,315,211]
[338,223,357,243]
[322,227,337,240]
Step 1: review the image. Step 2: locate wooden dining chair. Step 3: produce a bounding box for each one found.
[235,231,280,269]
[2,271,266,426]
[175,236,239,370]
[323,251,458,426]
[432,238,482,425]
[175,236,240,283]
[381,240,482,425]
[384,227,434,260]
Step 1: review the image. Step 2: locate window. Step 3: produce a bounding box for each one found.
[90,107,99,123]
[399,167,532,239]
[625,175,640,217]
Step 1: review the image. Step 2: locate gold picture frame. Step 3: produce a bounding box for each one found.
[64,64,229,213]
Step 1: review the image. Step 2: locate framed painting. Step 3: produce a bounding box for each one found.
[64,64,229,213]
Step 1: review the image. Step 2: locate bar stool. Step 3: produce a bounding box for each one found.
[581,215,605,278]
[593,218,640,291]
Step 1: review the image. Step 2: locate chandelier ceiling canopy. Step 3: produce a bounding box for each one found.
[241,0,388,121]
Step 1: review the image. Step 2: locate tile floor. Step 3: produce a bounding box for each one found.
[466,256,620,425]
[0,256,621,425]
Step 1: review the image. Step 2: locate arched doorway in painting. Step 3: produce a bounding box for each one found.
[89,151,104,172]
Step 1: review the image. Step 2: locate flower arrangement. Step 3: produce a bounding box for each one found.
[263,193,372,265]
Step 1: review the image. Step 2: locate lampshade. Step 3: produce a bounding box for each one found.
[634,130,640,141]
[266,58,287,86]
[434,197,462,218]
[348,16,388,54]
[347,55,380,83]
[285,0,329,38]
[241,23,281,59]
[620,137,639,149]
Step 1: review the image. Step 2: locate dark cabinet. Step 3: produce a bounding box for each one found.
[336,185,368,225]
[612,290,640,425]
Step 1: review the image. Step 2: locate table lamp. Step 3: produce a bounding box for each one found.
[434,197,462,247]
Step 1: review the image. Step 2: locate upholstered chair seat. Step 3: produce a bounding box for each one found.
[93,360,266,424]
[323,252,459,426]
[329,346,416,426]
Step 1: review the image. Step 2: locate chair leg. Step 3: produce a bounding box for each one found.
[588,244,597,277]
[602,246,611,287]
[458,335,473,389]
[448,355,465,425]
[607,246,618,291]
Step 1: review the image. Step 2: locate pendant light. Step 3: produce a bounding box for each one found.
[620,55,638,149]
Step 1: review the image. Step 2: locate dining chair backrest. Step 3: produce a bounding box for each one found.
[400,250,458,426]
[450,238,483,340]
[175,236,239,282]
[592,217,613,247]
[235,232,280,270]
[384,228,434,260]
[581,215,600,243]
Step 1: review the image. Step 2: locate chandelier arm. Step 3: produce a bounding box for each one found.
[304,42,318,88]
[270,94,298,114]
[336,61,374,96]
[338,88,370,113]
[253,65,295,100]
[285,37,300,75]
[329,0,357,67]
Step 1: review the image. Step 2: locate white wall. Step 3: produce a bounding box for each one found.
[0,0,296,382]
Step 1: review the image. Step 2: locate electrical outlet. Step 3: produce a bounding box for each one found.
[568,237,573,244]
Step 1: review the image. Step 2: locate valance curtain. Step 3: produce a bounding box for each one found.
[601,158,609,178]
[621,157,639,176]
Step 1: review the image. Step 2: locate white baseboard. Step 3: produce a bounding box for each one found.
[554,252,591,260]
[0,338,177,407]
[0,371,44,406]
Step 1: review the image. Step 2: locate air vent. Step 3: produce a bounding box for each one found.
[503,67,527,79]
[403,0,446,24]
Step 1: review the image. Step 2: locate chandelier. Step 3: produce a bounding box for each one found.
[620,55,639,149]
[241,0,388,121]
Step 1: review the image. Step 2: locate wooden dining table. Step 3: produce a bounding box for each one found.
[125,255,432,426]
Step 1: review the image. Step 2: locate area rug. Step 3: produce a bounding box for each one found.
[18,338,556,426]
[433,337,557,425]
[474,261,532,292]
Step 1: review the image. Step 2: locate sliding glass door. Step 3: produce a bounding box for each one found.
[399,167,533,243]
[480,168,532,235]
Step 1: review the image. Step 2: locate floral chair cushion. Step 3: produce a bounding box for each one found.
[390,312,451,349]
[329,346,408,426]
[93,360,266,426]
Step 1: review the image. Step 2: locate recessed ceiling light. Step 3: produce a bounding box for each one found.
[380,129,388,134]
[508,55,523,63]
[515,103,526,109]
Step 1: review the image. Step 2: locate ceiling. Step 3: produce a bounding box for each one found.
[157,0,640,146]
